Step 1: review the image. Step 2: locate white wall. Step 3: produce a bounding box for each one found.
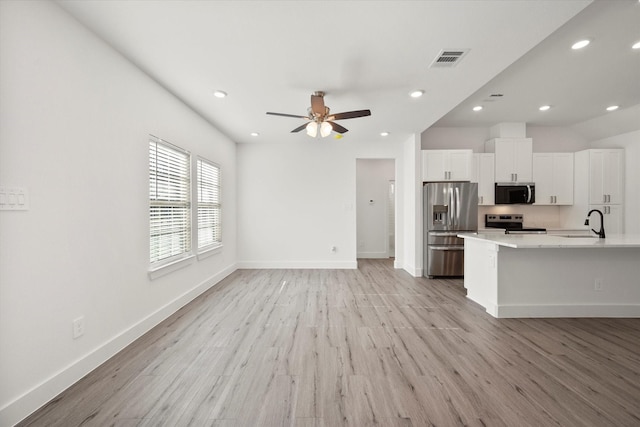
[421,125,588,152]
[590,130,640,234]
[421,127,490,151]
[0,2,237,425]
[236,138,411,270]
[356,159,395,258]
[402,134,423,276]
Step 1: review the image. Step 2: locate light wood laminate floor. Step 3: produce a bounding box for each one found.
[19,259,640,426]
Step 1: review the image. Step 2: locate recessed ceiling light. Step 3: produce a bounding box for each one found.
[571,39,590,50]
[410,90,424,98]
[472,106,483,112]
[539,105,551,111]
[250,132,259,137]
[380,132,389,137]
[632,41,640,50]
[606,105,619,111]
[213,90,227,98]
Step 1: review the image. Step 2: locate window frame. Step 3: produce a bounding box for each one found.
[196,156,222,253]
[148,135,193,269]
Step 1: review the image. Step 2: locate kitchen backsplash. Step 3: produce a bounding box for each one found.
[478,205,579,230]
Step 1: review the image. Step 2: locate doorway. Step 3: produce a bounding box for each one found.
[356,159,396,259]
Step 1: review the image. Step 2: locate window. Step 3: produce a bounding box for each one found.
[149,136,191,264]
[197,158,222,249]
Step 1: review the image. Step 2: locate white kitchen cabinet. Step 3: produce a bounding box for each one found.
[471,153,495,205]
[588,204,624,235]
[562,149,625,233]
[588,149,623,205]
[421,150,472,182]
[485,138,532,182]
[533,153,573,205]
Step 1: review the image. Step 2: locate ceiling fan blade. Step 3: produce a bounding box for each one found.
[266,112,309,119]
[291,123,309,133]
[329,109,371,120]
[310,93,325,116]
[329,121,349,134]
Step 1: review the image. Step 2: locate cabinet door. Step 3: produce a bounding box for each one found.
[589,149,623,204]
[605,204,624,234]
[589,204,624,234]
[491,138,532,182]
[448,151,472,181]
[588,150,606,204]
[478,154,495,205]
[493,141,515,182]
[553,153,574,205]
[533,153,554,205]
[470,154,480,183]
[422,151,447,181]
[604,150,623,204]
[513,140,533,182]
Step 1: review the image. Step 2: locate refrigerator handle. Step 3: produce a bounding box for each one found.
[448,187,454,228]
[455,187,460,228]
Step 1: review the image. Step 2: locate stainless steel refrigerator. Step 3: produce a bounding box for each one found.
[423,182,478,278]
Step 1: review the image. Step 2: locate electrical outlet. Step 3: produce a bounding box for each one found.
[72,316,85,339]
[594,278,603,291]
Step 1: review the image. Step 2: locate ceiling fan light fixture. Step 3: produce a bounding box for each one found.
[306,121,318,137]
[320,121,332,138]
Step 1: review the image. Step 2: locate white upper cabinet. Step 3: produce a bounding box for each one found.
[533,153,574,205]
[485,138,533,183]
[471,153,495,205]
[588,149,624,205]
[421,150,472,182]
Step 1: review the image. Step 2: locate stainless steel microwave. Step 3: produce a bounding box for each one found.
[495,183,535,204]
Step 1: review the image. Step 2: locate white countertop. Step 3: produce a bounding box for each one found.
[459,232,640,249]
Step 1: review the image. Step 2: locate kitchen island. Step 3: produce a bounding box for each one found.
[459,233,640,318]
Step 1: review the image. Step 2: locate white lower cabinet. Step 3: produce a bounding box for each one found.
[588,204,624,235]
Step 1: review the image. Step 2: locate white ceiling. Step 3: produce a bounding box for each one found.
[56,1,638,145]
[434,0,640,135]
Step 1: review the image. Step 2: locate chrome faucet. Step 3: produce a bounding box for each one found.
[584,209,606,238]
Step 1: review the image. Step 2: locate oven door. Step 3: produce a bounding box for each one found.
[426,245,464,277]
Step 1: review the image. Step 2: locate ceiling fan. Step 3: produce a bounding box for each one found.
[266,91,371,137]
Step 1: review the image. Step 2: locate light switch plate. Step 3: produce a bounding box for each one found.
[0,186,29,211]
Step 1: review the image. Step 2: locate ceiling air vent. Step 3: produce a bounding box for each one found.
[430,49,469,68]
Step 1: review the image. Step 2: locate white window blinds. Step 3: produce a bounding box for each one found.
[197,158,222,249]
[149,137,191,264]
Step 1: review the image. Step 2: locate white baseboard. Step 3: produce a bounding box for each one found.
[494,304,640,318]
[236,260,357,269]
[399,262,422,277]
[0,264,237,427]
[356,251,389,259]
